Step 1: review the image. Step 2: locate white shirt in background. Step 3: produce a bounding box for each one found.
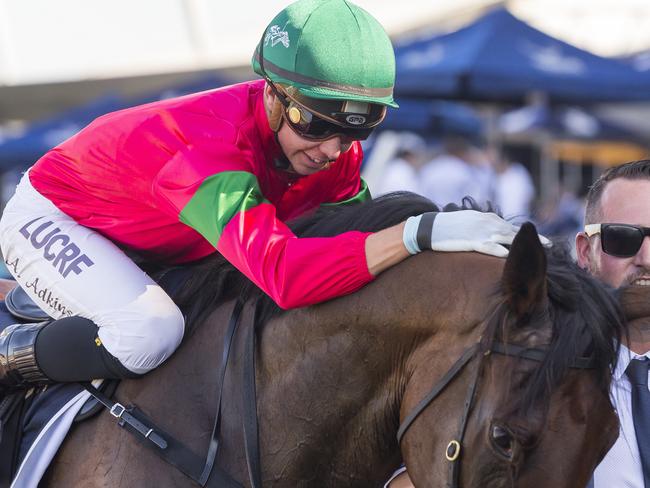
[494,162,535,223]
[374,157,422,196]
[420,154,495,208]
[593,344,647,488]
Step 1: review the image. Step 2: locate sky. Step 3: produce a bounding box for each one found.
[1,0,650,86]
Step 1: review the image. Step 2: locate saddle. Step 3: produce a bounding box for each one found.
[4,284,49,322]
[0,282,118,485]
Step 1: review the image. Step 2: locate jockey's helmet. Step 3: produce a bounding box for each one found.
[252,0,397,136]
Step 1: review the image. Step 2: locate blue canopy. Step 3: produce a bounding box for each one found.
[0,74,231,171]
[0,94,126,170]
[498,104,647,143]
[394,8,650,103]
[381,98,483,140]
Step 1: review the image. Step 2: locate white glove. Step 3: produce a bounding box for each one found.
[403,210,549,258]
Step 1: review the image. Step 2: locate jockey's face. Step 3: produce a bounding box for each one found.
[276,122,353,175]
[576,178,650,288]
[263,84,353,176]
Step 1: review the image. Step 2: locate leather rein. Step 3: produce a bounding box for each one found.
[396,340,596,488]
[84,296,251,487]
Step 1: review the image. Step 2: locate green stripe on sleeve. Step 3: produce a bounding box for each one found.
[321,178,371,208]
[179,171,267,246]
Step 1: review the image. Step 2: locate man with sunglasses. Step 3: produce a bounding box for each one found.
[576,159,650,487]
[0,0,519,392]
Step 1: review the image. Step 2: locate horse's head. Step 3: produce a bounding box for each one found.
[400,223,623,488]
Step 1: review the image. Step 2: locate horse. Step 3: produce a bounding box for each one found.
[37,193,625,487]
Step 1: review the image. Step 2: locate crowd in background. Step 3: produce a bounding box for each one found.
[363,130,584,248]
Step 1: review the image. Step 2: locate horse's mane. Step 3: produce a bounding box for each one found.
[173,192,623,417]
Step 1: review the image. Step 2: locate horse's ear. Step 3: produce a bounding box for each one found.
[502,222,548,318]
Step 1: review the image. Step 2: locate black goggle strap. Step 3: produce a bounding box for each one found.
[281,96,368,139]
[258,71,339,134]
[282,88,385,129]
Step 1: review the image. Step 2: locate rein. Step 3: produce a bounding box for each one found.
[84,296,249,487]
[396,340,596,488]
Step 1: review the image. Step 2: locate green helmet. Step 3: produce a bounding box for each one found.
[252,0,398,108]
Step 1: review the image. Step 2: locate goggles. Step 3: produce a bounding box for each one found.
[269,83,386,141]
[584,223,650,257]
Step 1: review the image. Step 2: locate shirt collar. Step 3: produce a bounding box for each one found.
[614,343,650,380]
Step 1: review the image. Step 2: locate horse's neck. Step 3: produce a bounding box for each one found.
[256,309,404,483]
[254,253,496,483]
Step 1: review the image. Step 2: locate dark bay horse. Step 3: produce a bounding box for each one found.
[43,193,624,487]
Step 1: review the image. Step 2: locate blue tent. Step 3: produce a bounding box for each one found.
[0,73,231,171]
[381,98,483,140]
[498,104,647,143]
[394,8,650,103]
[0,94,126,170]
[123,73,231,106]
[619,50,650,73]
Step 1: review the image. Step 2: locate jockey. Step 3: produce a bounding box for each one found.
[0,0,519,389]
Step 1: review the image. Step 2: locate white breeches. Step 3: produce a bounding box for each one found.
[0,172,184,374]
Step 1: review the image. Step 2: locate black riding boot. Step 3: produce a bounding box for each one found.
[0,322,49,389]
[0,317,140,390]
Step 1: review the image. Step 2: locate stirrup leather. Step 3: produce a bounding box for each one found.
[0,322,50,388]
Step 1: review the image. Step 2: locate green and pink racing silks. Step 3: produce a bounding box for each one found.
[28,80,374,309]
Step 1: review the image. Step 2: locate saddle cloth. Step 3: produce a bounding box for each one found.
[10,383,93,488]
[2,268,190,487]
[0,297,97,488]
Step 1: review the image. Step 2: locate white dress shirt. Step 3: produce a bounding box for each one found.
[593,344,648,487]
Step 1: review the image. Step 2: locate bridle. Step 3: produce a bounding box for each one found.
[396,340,596,488]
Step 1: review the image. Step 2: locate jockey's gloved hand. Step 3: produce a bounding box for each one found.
[402,211,549,258]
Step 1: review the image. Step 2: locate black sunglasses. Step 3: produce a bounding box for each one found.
[584,223,650,257]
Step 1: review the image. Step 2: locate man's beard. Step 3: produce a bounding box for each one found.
[620,268,650,287]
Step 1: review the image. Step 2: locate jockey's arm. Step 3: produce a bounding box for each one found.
[365,222,409,276]
[366,210,543,276]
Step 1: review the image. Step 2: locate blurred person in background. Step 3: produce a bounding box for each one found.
[576,159,650,488]
[420,134,496,208]
[374,131,427,195]
[538,183,586,243]
[0,0,520,393]
[492,148,535,224]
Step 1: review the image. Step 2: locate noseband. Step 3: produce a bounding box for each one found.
[396,340,595,488]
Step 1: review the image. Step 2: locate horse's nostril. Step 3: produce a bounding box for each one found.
[491,424,514,459]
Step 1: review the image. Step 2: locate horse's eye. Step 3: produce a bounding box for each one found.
[490,424,515,459]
